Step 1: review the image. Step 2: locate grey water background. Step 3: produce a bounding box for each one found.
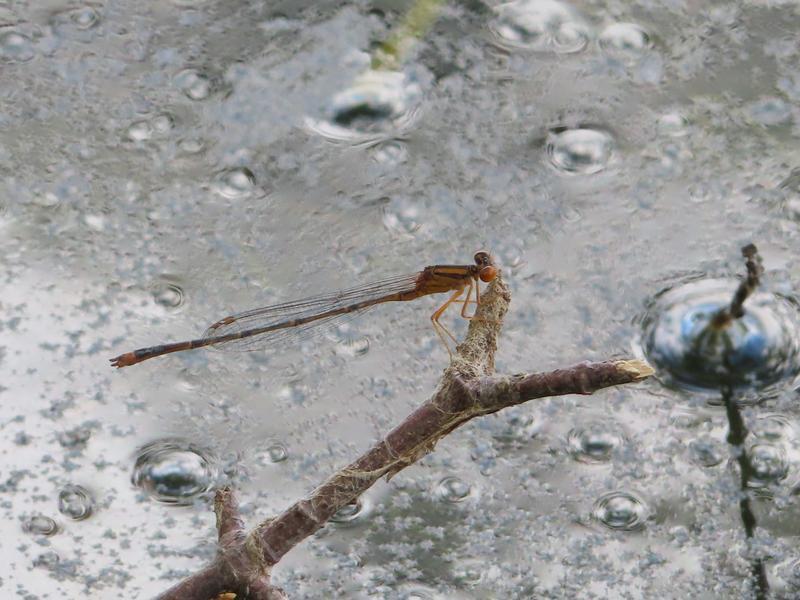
[3,0,800,598]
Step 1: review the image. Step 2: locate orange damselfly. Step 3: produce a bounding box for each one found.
[110,251,498,368]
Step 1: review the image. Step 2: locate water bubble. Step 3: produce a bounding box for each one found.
[688,437,725,467]
[23,515,60,536]
[305,70,422,144]
[599,23,652,55]
[640,279,800,392]
[69,6,100,29]
[748,97,792,127]
[745,443,789,488]
[265,442,288,463]
[175,68,212,100]
[213,167,256,199]
[0,31,35,63]
[566,420,625,463]
[546,128,615,174]
[371,140,408,165]
[434,476,473,503]
[592,491,648,531]
[751,414,795,442]
[382,196,422,237]
[131,439,218,505]
[58,485,94,521]
[331,498,369,525]
[126,120,153,142]
[490,0,590,53]
[151,279,185,309]
[658,112,690,137]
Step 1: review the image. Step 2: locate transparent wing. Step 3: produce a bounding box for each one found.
[201,272,422,352]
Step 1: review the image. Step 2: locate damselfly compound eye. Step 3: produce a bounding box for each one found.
[479,266,498,283]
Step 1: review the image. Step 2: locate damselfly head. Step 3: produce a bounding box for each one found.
[474,251,498,282]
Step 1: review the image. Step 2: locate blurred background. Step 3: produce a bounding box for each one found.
[2,0,800,597]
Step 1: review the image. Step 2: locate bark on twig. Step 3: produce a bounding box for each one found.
[711,243,764,329]
[156,273,653,599]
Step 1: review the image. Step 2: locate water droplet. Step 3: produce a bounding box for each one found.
[151,279,185,309]
[490,0,590,53]
[57,485,94,521]
[23,515,59,536]
[175,68,212,100]
[331,498,369,525]
[688,437,725,467]
[435,476,472,502]
[0,31,35,63]
[640,279,800,391]
[382,196,422,237]
[746,443,789,488]
[213,167,256,199]
[131,439,218,505]
[599,23,652,55]
[178,137,206,155]
[566,420,625,463]
[372,140,408,165]
[305,70,422,144]
[592,491,648,531]
[150,113,175,135]
[546,128,614,174]
[70,6,100,29]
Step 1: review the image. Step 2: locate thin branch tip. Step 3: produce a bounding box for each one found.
[613,359,655,381]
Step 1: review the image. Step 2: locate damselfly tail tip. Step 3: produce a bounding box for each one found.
[109,352,139,368]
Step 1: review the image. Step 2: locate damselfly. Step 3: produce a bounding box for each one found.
[110,251,498,368]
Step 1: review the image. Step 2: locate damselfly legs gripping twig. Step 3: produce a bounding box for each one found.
[110,251,498,368]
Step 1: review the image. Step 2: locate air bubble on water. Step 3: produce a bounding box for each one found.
[0,31,35,63]
[599,23,652,55]
[490,0,591,54]
[23,515,60,536]
[151,278,185,310]
[212,167,256,199]
[688,436,725,467]
[592,490,648,531]
[331,497,370,526]
[434,476,473,503]
[305,69,423,144]
[131,439,218,505]
[546,127,615,174]
[175,68,213,100]
[382,196,422,238]
[566,420,626,464]
[658,112,690,137]
[57,484,94,520]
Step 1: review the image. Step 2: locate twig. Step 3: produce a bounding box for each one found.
[156,273,653,599]
[710,243,764,329]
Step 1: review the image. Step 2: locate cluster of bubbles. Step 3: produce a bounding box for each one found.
[125,113,176,143]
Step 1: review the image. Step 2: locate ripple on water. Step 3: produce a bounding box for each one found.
[490,0,591,53]
[175,68,215,100]
[58,485,94,521]
[639,278,800,392]
[0,31,35,63]
[23,515,60,536]
[599,23,652,55]
[305,69,422,144]
[566,420,626,463]
[592,490,648,531]
[131,439,218,505]
[546,127,615,174]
